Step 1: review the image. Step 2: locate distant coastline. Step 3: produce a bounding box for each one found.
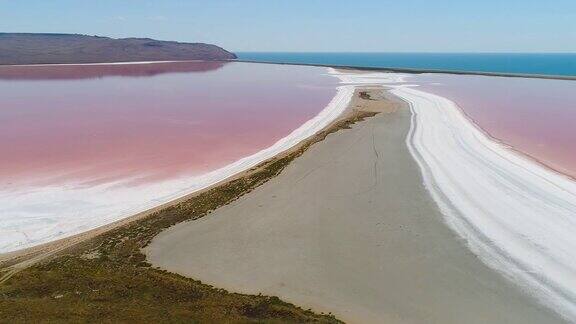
[234,52,576,80]
[2,55,574,81]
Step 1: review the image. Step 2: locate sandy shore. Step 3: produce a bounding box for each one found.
[146,86,565,323]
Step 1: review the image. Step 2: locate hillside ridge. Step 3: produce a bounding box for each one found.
[0,33,236,65]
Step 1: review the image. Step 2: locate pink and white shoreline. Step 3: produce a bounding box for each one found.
[333,70,576,321]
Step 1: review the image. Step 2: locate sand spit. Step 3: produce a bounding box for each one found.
[393,85,576,320]
[146,85,565,323]
[335,70,576,321]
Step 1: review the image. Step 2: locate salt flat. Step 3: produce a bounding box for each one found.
[146,89,564,324]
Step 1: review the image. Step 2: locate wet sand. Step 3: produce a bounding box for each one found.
[146,89,565,323]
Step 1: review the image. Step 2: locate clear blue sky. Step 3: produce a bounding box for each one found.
[1,0,575,52]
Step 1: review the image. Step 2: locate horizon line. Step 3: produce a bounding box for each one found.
[234,51,576,54]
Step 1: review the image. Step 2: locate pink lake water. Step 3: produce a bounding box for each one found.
[0,62,337,188]
[414,74,576,178]
[0,61,338,252]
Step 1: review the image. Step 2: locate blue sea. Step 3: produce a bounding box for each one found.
[236,53,576,77]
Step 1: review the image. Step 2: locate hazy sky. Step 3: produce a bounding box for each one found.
[1,0,575,52]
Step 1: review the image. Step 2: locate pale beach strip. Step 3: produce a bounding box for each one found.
[340,70,576,320]
[392,84,576,320]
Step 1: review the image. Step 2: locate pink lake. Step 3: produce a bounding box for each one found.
[0,61,338,252]
[0,62,337,188]
[414,74,576,178]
